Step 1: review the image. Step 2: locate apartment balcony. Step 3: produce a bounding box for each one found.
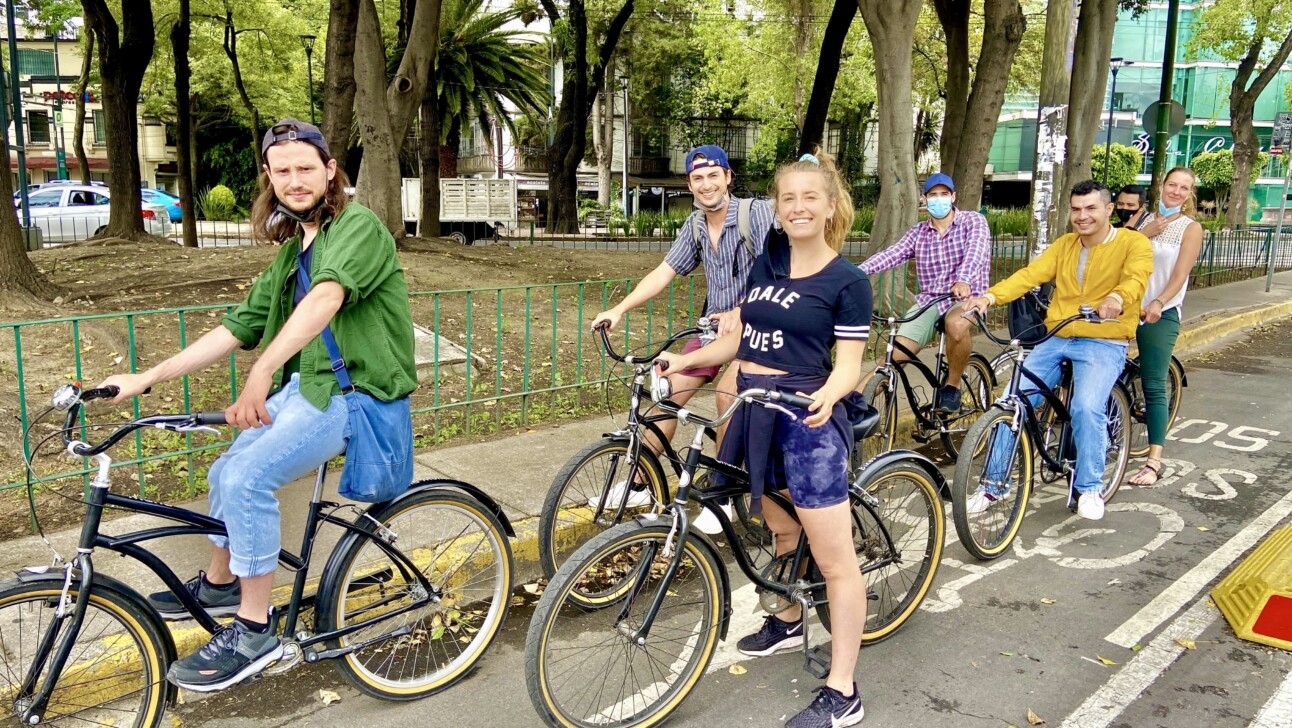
[457,153,495,175]
[515,147,548,174]
[629,156,670,176]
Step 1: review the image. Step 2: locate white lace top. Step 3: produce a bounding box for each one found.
[1140,213,1195,313]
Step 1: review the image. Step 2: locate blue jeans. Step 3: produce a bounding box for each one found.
[985,337,1127,496]
[207,374,348,577]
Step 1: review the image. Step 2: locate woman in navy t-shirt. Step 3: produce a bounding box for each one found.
[657,151,873,728]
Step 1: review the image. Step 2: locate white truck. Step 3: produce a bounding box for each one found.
[400,177,517,245]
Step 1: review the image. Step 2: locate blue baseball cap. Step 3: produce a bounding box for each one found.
[685,145,731,174]
[922,172,955,195]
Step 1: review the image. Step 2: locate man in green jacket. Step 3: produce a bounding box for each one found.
[99,119,416,691]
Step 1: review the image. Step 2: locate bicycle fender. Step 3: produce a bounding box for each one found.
[401,478,516,537]
[853,449,949,500]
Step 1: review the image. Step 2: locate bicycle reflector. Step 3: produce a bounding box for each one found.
[1211,524,1292,651]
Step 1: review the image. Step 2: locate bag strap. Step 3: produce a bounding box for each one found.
[297,255,355,393]
[737,197,754,259]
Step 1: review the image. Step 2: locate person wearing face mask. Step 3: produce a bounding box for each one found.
[856,173,991,414]
[1126,167,1203,486]
[590,145,775,534]
[1114,184,1149,229]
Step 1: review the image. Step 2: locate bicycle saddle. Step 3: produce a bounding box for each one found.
[852,405,882,441]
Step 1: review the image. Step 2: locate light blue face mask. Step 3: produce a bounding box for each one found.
[1158,201,1182,217]
[926,197,954,219]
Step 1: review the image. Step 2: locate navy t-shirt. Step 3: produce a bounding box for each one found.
[736,238,873,377]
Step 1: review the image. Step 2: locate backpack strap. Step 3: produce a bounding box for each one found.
[737,197,755,259]
[691,211,704,260]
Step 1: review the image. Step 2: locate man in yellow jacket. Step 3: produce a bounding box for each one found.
[963,179,1153,520]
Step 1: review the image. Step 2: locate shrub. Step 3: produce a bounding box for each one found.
[852,205,876,235]
[198,185,238,222]
[1089,143,1144,192]
[985,208,1030,237]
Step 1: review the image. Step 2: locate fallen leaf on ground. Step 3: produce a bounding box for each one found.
[1000,651,1015,657]
[1097,656,1118,666]
[1197,526,1211,532]
[1131,645,1144,652]
[1176,639,1196,650]
[728,664,748,675]
[319,689,341,706]
[523,583,542,594]
[1040,598,1057,605]
[1027,708,1046,725]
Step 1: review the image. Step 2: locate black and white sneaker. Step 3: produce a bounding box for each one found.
[786,684,864,728]
[167,618,283,692]
[147,571,241,620]
[736,615,803,656]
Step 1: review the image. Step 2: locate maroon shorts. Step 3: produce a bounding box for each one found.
[678,335,722,382]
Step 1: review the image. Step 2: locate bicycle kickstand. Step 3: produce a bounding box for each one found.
[796,595,831,679]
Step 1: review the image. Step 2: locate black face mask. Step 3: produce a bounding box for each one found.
[1114,208,1137,225]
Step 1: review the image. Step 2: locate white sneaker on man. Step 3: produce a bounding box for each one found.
[692,502,735,535]
[587,480,652,509]
[1077,493,1105,521]
[965,490,1000,515]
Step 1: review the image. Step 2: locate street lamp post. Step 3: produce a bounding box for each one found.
[1103,58,1131,185]
[300,35,317,126]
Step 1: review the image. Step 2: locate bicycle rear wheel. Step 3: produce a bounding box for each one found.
[856,375,898,473]
[525,522,724,728]
[952,405,1035,560]
[1097,384,1132,503]
[318,487,512,700]
[0,577,170,728]
[1127,359,1184,458]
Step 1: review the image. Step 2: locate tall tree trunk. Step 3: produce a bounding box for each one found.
[0,112,60,303]
[1225,21,1292,226]
[81,0,153,239]
[222,7,262,171]
[932,0,970,174]
[799,0,856,154]
[593,77,614,207]
[541,0,634,233]
[1028,0,1075,256]
[173,0,199,248]
[417,55,440,236]
[951,0,1026,210]
[1063,0,1118,191]
[73,32,93,184]
[353,0,443,235]
[789,0,811,128]
[322,0,359,170]
[857,0,922,313]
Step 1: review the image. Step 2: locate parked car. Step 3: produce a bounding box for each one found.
[140,187,184,223]
[20,185,171,243]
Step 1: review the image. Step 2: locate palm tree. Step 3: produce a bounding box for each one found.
[433,0,550,177]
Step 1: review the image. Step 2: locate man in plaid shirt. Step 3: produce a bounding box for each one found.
[858,173,991,413]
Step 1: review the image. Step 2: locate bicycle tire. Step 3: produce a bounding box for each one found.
[525,522,724,728]
[939,355,995,460]
[317,488,513,700]
[856,375,898,474]
[1127,358,1185,458]
[0,577,170,727]
[538,438,669,582]
[952,405,1035,560]
[1098,383,1132,504]
[815,460,945,644]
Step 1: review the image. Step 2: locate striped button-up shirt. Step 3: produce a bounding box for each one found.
[859,208,992,314]
[663,198,776,315]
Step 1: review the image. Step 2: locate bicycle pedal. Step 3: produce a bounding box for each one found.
[803,645,831,679]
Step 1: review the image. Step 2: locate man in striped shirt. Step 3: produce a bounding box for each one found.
[858,173,991,413]
[590,145,774,532]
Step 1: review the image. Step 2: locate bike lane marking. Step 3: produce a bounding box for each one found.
[1250,670,1292,728]
[1104,486,1292,648]
[1060,596,1219,728]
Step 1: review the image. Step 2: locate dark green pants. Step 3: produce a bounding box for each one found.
[1136,307,1181,446]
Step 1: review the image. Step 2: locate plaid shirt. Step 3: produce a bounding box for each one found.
[663,198,776,315]
[858,209,992,314]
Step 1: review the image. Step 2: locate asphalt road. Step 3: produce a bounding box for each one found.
[172,322,1292,728]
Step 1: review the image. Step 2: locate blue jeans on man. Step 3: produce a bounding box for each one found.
[984,336,1127,496]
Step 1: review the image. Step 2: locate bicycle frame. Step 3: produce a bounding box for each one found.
[877,335,952,434]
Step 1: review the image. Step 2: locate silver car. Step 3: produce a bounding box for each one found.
[18,185,172,243]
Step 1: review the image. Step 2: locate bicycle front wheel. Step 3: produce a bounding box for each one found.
[952,405,1035,560]
[525,522,725,728]
[318,487,513,700]
[0,578,170,728]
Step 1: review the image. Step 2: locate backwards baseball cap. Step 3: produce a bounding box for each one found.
[922,172,955,195]
[685,145,731,174]
[261,118,331,159]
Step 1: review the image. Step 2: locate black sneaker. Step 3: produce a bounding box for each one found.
[736,614,803,656]
[167,618,284,692]
[147,571,241,621]
[786,684,864,728]
[934,386,962,414]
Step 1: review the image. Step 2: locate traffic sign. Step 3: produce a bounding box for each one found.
[1142,100,1187,137]
[1269,112,1292,156]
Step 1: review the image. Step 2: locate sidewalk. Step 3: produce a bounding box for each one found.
[4,271,1291,617]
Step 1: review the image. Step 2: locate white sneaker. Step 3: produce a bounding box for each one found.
[587,480,652,509]
[1077,493,1105,521]
[965,490,1000,515]
[693,503,734,535]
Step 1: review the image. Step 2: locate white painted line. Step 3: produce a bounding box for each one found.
[1105,488,1292,648]
[706,582,827,674]
[1061,597,1219,728]
[1250,670,1292,728]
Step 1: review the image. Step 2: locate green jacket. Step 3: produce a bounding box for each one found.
[221,203,417,409]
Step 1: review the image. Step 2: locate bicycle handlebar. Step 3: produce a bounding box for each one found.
[873,292,957,324]
[596,318,716,365]
[962,304,1110,348]
[51,383,227,458]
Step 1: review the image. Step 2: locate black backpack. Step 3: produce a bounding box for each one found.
[1007,282,1054,345]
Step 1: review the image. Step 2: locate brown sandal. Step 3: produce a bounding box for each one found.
[1129,458,1162,487]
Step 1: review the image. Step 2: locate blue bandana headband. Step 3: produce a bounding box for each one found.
[799,153,821,165]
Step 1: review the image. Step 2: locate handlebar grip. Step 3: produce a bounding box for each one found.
[192,412,228,426]
[82,385,152,402]
[656,359,670,372]
[771,391,816,410]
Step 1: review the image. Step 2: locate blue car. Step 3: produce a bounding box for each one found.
[140,188,183,223]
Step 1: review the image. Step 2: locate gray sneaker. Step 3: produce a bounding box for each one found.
[167,618,283,692]
[147,571,241,620]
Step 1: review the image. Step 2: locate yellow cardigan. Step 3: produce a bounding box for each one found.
[987,227,1153,341]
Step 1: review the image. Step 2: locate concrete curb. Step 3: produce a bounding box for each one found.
[1172,300,1292,358]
